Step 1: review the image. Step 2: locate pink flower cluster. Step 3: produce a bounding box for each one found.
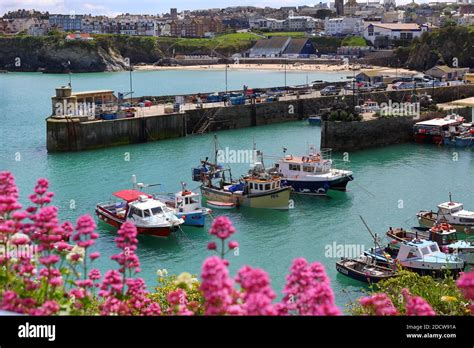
[235,266,276,315]
[457,271,474,314]
[402,288,436,316]
[280,258,340,316]
[207,216,239,260]
[200,256,236,315]
[359,293,398,316]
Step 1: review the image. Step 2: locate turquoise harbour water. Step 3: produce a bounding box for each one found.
[1,70,473,310]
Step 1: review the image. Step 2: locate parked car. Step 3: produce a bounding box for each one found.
[372,82,387,91]
[356,82,373,92]
[320,85,340,96]
[392,82,415,90]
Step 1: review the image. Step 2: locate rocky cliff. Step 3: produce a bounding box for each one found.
[0,35,130,73]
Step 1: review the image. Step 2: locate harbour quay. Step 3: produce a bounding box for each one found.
[46,84,474,152]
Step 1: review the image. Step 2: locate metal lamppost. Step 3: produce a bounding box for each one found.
[129,61,133,106]
[225,63,228,94]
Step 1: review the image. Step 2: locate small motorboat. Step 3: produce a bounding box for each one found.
[156,186,211,227]
[364,239,465,278]
[206,201,236,210]
[387,224,474,264]
[308,116,321,126]
[417,195,474,234]
[96,190,184,238]
[336,255,396,283]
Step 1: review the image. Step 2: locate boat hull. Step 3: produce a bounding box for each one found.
[175,211,206,227]
[284,174,353,195]
[96,207,176,238]
[336,260,394,283]
[200,186,291,210]
[414,133,443,145]
[417,212,474,234]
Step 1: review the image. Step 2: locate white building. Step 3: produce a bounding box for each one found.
[363,22,432,44]
[324,17,364,35]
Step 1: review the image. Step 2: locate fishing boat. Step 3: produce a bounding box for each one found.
[386,224,474,264]
[364,239,465,278]
[308,116,321,126]
[266,147,353,195]
[155,186,211,227]
[192,136,291,210]
[336,255,397,283]
[417,195,474,234]
[96,190,184,237]
[442,123,474,147]
[413,114,464,144]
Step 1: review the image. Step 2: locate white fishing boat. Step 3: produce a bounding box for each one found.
[266,147,353,195]
[96,190,184,238]
[387,224,474,265]
[364,239,465,278]
[417,195,474,234]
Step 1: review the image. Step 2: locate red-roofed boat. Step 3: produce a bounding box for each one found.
[95,190,184,237]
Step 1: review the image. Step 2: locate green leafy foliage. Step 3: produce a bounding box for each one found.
[349,270,471,316]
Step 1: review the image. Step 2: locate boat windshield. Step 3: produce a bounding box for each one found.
[151,207,163,215]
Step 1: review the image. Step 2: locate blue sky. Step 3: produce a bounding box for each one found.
[0,0,326,16]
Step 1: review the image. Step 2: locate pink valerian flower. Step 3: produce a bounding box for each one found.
[32,206,65,252]
[200,256,236,315]
[29,300,60,316]
[228,241,239,249]
[167,288,193,316]
[88,269,101,282]
[280,258,341,316]
[29,178,54,207]
[0,291,37,314]
[402,288,436,316]
[209,216,235,240]
[110,222,140,275]
[359,293,398,316]
[457,271,474,302]
[207,242,217,250]
[72,215,98,249]
[0,172,22,219]
[235,266,276,315]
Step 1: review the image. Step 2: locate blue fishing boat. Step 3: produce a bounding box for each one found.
[454,135,474,147]
[308,116,321,126]
[156,188,211,227]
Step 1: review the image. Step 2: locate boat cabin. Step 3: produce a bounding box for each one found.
[245,177,281,195]
[397,240,440,261]
[438,202,474,224]
[414,116,463,136]
[275,154,332,176]
[113,190,169,221]
[175,190,202,213]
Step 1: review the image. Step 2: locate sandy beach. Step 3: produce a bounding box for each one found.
[134,63,359,73]
[134,63,419,76]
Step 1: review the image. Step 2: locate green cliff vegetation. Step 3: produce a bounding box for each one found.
[341,36,368,47]
[0,32,261,71]
[395,25,474,70]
